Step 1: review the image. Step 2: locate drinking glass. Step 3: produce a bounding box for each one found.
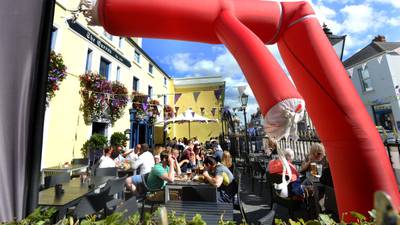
[317,164,323,176]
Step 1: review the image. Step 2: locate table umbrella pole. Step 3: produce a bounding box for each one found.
[188,121,191,139]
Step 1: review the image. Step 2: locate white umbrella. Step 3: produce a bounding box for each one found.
[164,109,218,138]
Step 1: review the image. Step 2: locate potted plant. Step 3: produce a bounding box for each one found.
[80,133,108,158]
[110,132,128,148]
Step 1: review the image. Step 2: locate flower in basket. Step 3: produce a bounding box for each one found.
[79,72,128,125]
[131,91,149,119]
[148,99,161,116]
[164,104,174,119]
[47,51,67,106]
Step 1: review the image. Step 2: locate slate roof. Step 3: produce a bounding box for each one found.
[343,42,400,68]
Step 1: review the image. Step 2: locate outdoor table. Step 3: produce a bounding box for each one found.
[117,168,135,177]
[38,176,114,221]
[165,200,233,225]
[42,164,88,176]
[165,179,214,202]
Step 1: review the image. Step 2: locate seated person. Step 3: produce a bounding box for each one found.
[146,151,175,191]
[180,150,197,173]
[131,143,155,175]
[268,148,303,200]
[123,144,141,160]
[202,156,235,203]
[98,146,116,168]
[221,151,233,172]
[300,143,326,174]
[113,145,126,167]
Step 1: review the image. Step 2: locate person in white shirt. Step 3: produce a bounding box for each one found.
[125,143,155,192]
[99,147,116,168]
[131,143,154,175]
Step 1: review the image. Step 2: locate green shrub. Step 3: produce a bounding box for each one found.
[110,132,128,148]
[81,134,108,157]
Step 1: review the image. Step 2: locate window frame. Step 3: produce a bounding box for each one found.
[358,66,374,92]
[99,57,111,80]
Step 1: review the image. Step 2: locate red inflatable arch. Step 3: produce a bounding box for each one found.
[86,0,400,216]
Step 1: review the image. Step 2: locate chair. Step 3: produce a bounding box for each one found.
[115,196,138,221]
[139,173,164,218]
[235,174,248,224]
[73,186,113,219]
[324,185,338,220]
[251,161,266,195]
[44,172,70,189]
[94,167,118,177]
[102,176,127,214]
[71,158,89,165]
[182,186,217,202]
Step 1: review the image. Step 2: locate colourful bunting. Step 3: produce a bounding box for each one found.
[200,107,205,115]
[191,112,195,117]
[211,108,216,116]
[175,106,180,115]
[214,88,222,101]
[174,93,182,104]
[193,91,200,102]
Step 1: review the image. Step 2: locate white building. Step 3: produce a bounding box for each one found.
[344,40,400,135]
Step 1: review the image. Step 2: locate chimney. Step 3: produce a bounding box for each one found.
[373,35,386,42]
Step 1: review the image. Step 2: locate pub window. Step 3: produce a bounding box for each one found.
[85,49,93,72]
[133,77,139,91]
[118,37,124,48]
[148,86,153,98]
[148,63,154,74]
[134,50,141,64]
[116,66,121,81]
[103,30,113,41]
[99,57,111,80]
[50,26,58,50]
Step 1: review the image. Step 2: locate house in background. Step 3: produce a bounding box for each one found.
[344,36,400,138]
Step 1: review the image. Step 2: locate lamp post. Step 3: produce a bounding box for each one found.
[323,23,346,61]
[241,93,249,154]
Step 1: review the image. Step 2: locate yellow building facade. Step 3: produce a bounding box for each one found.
[42,0,226,168]
[42,0,172,168]
[167,76,225,142]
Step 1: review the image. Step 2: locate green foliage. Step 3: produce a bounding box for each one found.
[274,211,376,225]
[3,207,57,225]
[81,133,108,157]
[110,132,128,147]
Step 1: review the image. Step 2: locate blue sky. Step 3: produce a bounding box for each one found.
[142,0,400,117]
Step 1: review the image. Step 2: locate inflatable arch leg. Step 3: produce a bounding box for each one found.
[90,0,400,215]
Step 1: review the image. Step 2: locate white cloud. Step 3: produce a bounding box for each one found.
[367,0,400,8]
[340,4,377,34]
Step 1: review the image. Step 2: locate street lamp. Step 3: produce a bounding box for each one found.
[323,23,346,61]
[240,93,249,154]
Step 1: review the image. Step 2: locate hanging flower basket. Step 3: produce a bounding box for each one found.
[131,91,148,119]
[79,72,128,125]
[47,51,67,106]
[164,104,174,119]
